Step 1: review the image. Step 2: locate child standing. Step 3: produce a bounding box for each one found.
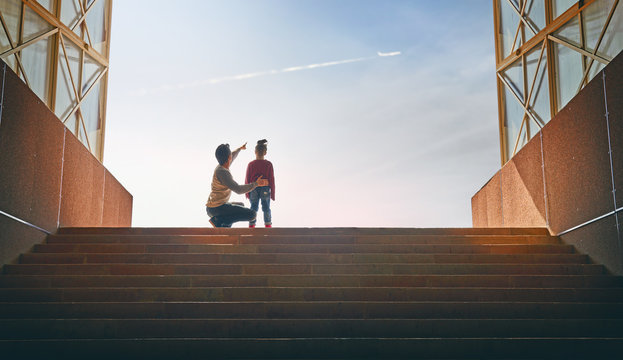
[245,139,275,228]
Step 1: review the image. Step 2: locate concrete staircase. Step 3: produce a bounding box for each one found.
[1,227,622,358]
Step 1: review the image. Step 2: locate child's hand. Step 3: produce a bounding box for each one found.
[256,175,269,187]
[239,142,247,151]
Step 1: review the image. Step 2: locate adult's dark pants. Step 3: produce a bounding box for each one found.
[206,203,256,227]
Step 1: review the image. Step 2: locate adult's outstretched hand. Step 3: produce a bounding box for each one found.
[256,175,269,187]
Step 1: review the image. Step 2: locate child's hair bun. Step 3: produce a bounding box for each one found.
[257,139,267,145]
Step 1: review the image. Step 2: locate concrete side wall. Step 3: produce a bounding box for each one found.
[0,61,132,266]
[472,53,623,274]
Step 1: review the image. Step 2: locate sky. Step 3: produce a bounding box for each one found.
[103,0,501,228]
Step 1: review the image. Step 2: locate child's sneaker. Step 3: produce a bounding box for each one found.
[249,224,256,228]
[265,224,272,228]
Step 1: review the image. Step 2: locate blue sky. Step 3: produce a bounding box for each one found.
[104,0,500,228]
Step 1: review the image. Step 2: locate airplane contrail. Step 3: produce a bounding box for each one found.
[208,56,368,85]
[134,51,402,95]
[377,51,401,57]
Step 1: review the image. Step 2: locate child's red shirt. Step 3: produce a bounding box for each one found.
[245,159,275,200]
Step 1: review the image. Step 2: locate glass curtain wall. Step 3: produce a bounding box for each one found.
[0,0,111,161]
[494,0,622,163]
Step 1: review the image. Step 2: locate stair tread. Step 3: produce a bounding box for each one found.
[45,234,561,246]
[2,274,620,289]
[57,227,552,235]
[29,244,578,254]
[19,253,588,265]
[4,263,604,276]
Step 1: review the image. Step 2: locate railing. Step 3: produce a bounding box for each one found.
[0,210,51,235]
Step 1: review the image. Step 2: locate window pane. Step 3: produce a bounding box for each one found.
[36,0,55,14]
[498,0,521,59]
[3,54,17,72]
[0,0,21,49]
[598,0,623,59]
[583,0,615,55]
[63,37,81,90]
[553,0,577,19]
[501,57,524,101]
[554,13,582,47]
[554,41,583,111]
[21,36,52,105]
[525,43,550,127]
[518,119,530,149]
[525,0,546,32]
[64,112,79,135]
[588,60,606,81]
[55,52,75,120]
[503,85,525,158]
[80,80,103,156]
[85,0,109,56]
[55,36,80,121]
[77,112,91,151]
[82,52,104,96]
[0,28,10,53]
[22,4,54,42]
[60,0,81,30]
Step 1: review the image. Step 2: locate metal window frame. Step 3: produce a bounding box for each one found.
[0,0,111,161]
[494,0,621,164]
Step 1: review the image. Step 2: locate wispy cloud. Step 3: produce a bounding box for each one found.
[133,51,401,96]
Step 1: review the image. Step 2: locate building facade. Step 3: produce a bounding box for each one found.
[494,0,622,163]
[0,0,111,161]
[0,0,129,267]
[474,0,623,274]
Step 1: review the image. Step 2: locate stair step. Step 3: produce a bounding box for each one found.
[57,227,552,236]
[32,243,576,254]
[1,287,621,302]
[1,319,622,339]
[1,301,621,319]
[2,263,604,276]
[45,234,560,245]
[0,337,621,359]
[18,252,589,265]
[1,274,620,288]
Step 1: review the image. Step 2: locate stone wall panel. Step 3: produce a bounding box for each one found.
[103,170,133,227]
[541,74,612,234]
[501,135,547,227]
[0,64,64,232]
[58,132,106,227]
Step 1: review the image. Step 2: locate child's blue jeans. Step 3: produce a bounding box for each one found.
[249,186,271,226]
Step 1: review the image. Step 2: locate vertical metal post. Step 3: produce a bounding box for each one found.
[602,71,621,252]
[0,62,6,127]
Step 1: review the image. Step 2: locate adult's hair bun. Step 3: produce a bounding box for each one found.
[257,139,267,145]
